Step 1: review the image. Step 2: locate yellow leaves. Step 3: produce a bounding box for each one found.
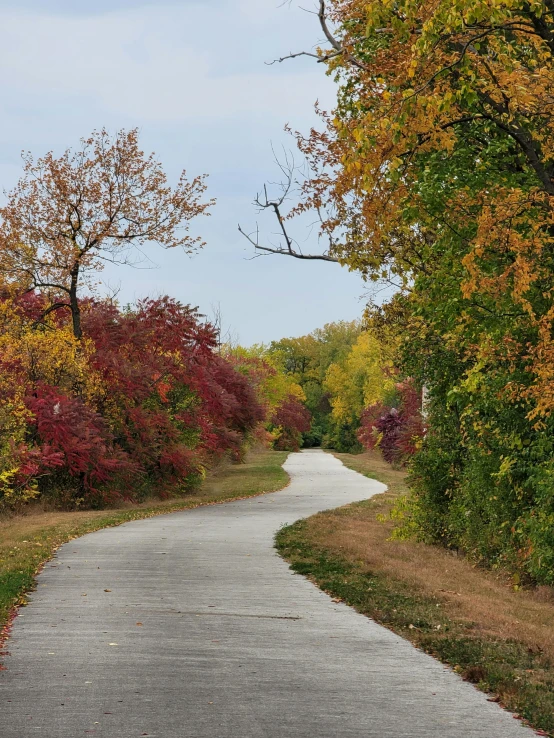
[389,156,404,172]
[1,303,106,410]
[224,344,306,417]
[0,465,39,503]
[460,360,486,395]
[0,468,37,502]
[324,331,395,423]
[0,297,110,503]
[460,187,554,320]
[492,455,516,482]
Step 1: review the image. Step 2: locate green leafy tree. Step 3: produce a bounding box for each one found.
[276,0,554,582]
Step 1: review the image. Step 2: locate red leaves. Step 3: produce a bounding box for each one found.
[1,294,270,505]
[84,297,265,470]
[25,385,138,494]
[271,396,312,452]
[271,397,311,435]
[199,354,265,435]
[358,379,424,465]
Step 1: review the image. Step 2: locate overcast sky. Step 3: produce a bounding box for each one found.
[0,0,368,345]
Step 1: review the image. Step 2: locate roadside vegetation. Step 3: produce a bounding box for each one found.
[276,451,554,737]
[252,0,554,590]
[0,130,308,515]
[3,1,554,717]
[0,449,288,645]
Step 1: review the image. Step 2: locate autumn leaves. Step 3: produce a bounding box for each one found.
[286,0,554,582]
[0,131,309,508]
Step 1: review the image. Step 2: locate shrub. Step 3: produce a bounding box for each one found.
[358,380,424,465]
[270,396,312,452]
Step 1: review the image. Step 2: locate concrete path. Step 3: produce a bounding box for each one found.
[1,450,535,737]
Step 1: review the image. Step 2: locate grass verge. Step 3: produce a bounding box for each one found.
[276,450,554,737]
[1,449,289,646]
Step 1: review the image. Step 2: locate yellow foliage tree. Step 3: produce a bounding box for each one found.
[324,331,395,425]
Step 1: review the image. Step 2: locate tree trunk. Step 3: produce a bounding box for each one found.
[69,262,82,340]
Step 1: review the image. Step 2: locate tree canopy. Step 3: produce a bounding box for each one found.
[262,0,554,584]
[0,129,212,338]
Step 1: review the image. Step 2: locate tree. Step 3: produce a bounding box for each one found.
[267,321,366,449]
[270,396,312,451]
[242,1,554,580]
[324,331,395,423]
[358,379,424,465]
[0,129,213,339]
[272,0,554,581]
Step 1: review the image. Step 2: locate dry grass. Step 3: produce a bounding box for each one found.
[0,452,283,551]
[328,452,554,660]
[276,450,554,736]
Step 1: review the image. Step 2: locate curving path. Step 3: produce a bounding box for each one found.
[1,450,535,737]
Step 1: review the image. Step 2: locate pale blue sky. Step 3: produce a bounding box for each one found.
[0,0,368,344]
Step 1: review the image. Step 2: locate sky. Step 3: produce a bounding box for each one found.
[0,0,369,345]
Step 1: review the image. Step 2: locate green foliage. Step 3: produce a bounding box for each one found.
[295,0,554,584]
[269,322,361,442]
[322,420,363,454]
[404,340,554,583]
[269,321,392,453]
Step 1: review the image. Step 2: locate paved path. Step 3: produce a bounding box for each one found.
[1,450,535,737]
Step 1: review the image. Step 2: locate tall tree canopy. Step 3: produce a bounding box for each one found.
[267,0,554,582]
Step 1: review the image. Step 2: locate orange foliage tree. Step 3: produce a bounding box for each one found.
[0,129,213,339]
[259,1,554,581]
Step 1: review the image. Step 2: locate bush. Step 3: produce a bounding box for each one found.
[358,379,424,465]
[270,396,312,452]
[0,294,266,508]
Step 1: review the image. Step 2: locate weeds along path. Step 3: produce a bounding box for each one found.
[0,450,534,737]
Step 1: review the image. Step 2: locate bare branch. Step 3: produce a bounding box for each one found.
[317,0,340,51]
[238,149,340,263]
[266,50,341,65]
[31,301,71,329]
[267,1,371,71]
[238,223,339,261]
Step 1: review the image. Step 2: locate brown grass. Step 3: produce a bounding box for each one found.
[329,451,554,660]
[0,453,278,549]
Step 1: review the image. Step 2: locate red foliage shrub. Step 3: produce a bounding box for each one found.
[271,396,312,452]
[198,354,266,442]
[358,379,424,465]
[0,293,269,506]
[25,384,138,495]
[83,297,264,473]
